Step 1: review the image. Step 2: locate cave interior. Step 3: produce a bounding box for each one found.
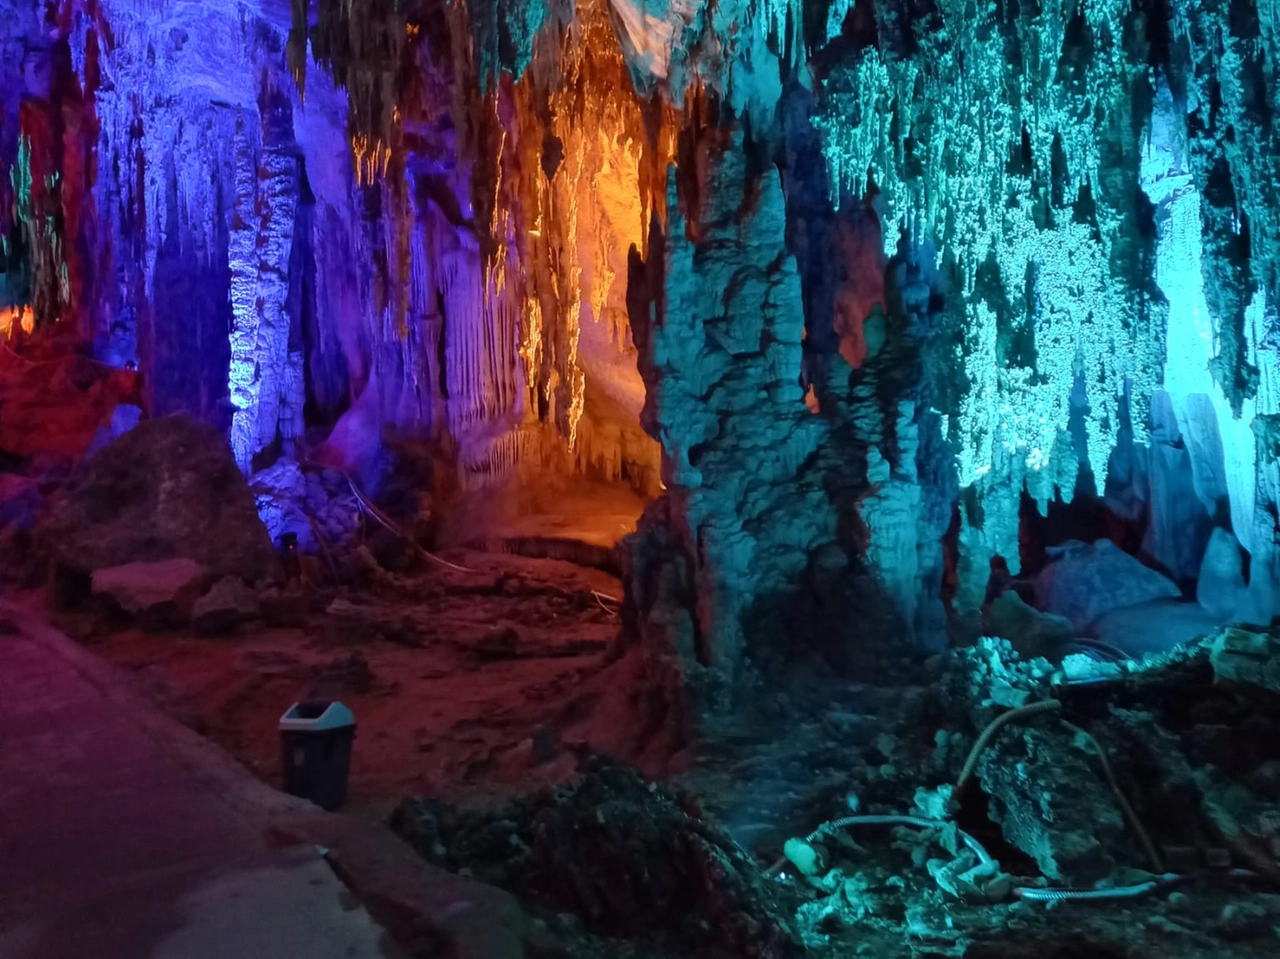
[2,0,1280,956]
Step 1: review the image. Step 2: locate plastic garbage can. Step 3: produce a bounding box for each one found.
[279,700,356,810]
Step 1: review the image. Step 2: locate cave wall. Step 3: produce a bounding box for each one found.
[619,0,1280,716]
[3,0,1280,718]
[0,0,664,491]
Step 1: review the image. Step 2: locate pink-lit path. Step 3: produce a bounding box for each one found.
[0,603,527,959]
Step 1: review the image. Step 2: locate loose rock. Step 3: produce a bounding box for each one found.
[191,576,261,635]
[92,558,208,625]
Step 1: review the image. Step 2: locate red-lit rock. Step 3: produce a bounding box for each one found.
[91,557,208,622]
[39,415,277,587]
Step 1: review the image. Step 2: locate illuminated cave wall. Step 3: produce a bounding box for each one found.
[3,0,1280,701]
[806,0,1280,628]
[623,0,1280,705]
[0,0,663,492]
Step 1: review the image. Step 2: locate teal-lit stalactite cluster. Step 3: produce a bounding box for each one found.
[0,214,31,311]
[4,134,66,326]
[1172,1,1280,417]
[813,0,1173,584]
[1,139,32,311]
[817,0,1165,501]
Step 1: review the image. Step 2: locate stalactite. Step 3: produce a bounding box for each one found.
[817,1,1165,509]
[1171,2,1278,415]
[12,111,67,328]
[491,0,667,478]
[300,0,406,185]
[250,145,302,458]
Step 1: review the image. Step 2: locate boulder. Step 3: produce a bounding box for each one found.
[1197,527,1246,620]
[191,575,261,635]
[39,415,277,590]
[389,760,800,956]
[92,559,208,624]
[1209,627,1280,695]
[986,590,1076,661]
[976,723,1130,882]
[1034,539,1181,632]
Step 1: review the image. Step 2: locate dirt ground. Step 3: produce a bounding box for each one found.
[67,550,634,817]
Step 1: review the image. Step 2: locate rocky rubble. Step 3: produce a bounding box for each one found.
[390,759,802,959]
[766,633,1280,957]
[384,633,1280,958]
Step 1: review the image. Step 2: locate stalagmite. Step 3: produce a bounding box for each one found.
[3,0,1280,695]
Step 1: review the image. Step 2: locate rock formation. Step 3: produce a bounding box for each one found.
[3,0,1280,729]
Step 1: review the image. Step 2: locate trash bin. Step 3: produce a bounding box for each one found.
[279,700,355,810]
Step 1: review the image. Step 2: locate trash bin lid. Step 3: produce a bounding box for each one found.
[279,700,356,732]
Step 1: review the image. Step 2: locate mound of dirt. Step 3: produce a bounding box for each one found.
[390,759,800,958]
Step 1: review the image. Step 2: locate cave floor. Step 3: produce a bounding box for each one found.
[12,541,1280,959]
[441,478,645,554]
[68,549,628,816]
[0,605,405,959]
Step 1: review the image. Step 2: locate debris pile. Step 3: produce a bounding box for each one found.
[390,759,801,958]
[386,633,1280,958]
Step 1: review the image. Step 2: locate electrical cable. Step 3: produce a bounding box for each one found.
[765,814,994,876]
[955,699,1063,789]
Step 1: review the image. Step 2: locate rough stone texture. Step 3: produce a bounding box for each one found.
[91,558,208,622]
[1034,540,1182,633]
[250,458,360,553]
[625,137,825,706]
[39,416,277,584]
[975,723,1130,883]
[0,346,145,467]
[1210,627,1280,696]
[390,760,800,958]
[191,576,262,635]
[0,474,40,531]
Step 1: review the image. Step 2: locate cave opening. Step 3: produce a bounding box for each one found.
[2,0,1280,956]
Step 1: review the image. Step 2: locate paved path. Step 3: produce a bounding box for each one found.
[0,606,414,957]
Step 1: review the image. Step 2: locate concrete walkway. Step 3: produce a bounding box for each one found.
[0,603,528,959]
